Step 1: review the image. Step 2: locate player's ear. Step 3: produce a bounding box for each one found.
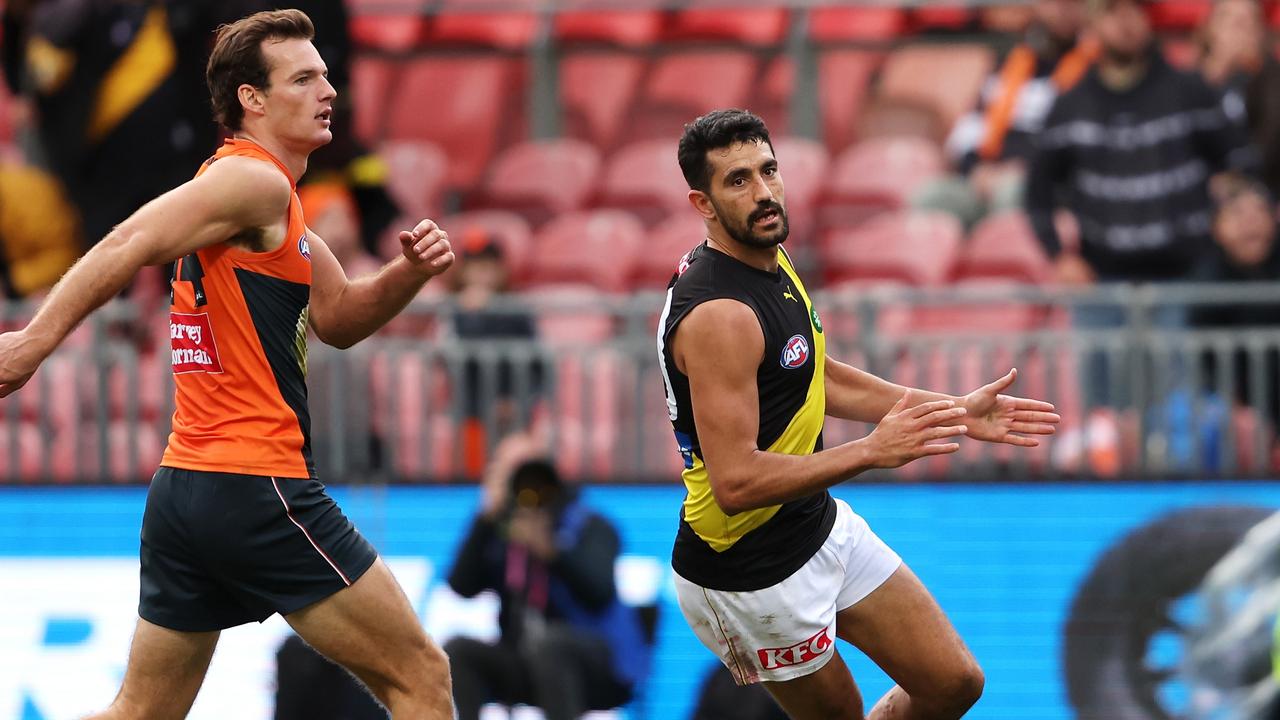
[238,83,266,119]
[688,189,717,222]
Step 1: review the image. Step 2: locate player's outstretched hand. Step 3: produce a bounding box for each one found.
[399,219,454,277]
[865,390,969,469]
[960,368,1060,447]
[0,330,43,398]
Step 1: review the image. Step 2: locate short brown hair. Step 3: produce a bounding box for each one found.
[206,9,315,131]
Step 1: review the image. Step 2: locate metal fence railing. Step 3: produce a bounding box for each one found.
[1,282,1277,483]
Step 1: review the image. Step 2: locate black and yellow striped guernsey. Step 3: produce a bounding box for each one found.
[657,242,836,591]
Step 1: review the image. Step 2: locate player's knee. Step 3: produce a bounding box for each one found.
[935,659,984,716]
[404,634,451,692]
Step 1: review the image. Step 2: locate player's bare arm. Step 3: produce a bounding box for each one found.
[0,156,291,397]
[307,218,453,349]
[674,299,967,515]
[824,355,1062,447]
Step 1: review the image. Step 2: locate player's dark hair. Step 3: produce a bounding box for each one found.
[678,109,774,193]
[207,9,315,131]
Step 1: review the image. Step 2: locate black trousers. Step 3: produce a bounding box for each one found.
[445,625,633,720]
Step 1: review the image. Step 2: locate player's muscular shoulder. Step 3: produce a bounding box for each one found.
[200,156,292,252]
[672,299,763,377]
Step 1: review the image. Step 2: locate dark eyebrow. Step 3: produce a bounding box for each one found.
[723,166,752,185]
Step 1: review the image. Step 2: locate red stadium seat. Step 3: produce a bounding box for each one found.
[809,6,908,42]
[1149,0,1210,30]
[910,5,973,31]
[554,9,664,47]
[350,56,397,145]
[664,7,789,47]
[820,136,946,227]
[559,53,646,150]
[527,285,621,480]
[757,55,796,136]
[877,44,994,129]
[349,11,428,51]
[820,211,963,286]
[528,284,617,344]
[384,57,519,189]
[633,212,706,290]
[475,139,603,227]
[428,0,540,50]
[380,141,449,218]
[437,210,534,282]
[367,350,457,480]
[0,421,48,482]
[635,51,760,139]
[817,50,882,153]
[597,139,691,225]
[528,211,645,292]
[958,211,1053,284]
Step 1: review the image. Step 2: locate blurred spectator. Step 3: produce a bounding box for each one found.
[298,181,381,278]
[691,663,789,720]
[1196,0,1280,196]
[450,230,544,477]
[274,634,386,720]
[0,161,80,299]
[1027,0,1257,285]
[2,0,262,246]
[927,0,1095,226]
[1190,174,1280,430]
[444,435,650,720]
[1026,0,1257,466]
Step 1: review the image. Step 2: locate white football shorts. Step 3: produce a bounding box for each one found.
[673,498,902,685]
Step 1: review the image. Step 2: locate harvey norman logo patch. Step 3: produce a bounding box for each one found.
[170,312,224,374]
[757,627,833,670]
[780,334,810,369]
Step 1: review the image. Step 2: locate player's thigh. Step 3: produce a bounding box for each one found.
[109,618,219,720]
[284,557,445,691]
[762,649,865,720]
[835,564,981,696]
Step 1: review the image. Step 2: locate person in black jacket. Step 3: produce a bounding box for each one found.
[444,434,650,720]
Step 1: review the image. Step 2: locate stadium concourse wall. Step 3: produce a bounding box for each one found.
[2,481,1278,720]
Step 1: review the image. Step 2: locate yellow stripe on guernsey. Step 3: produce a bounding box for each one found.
[87,5,176,143]
[681,248,827,552]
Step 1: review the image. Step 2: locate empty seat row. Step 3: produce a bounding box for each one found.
[350,43,995,188]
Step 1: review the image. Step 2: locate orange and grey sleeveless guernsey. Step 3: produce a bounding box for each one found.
[657,243,836,591]
[161,139,315,478]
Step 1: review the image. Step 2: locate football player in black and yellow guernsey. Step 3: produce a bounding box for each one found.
[657,110,1060,720]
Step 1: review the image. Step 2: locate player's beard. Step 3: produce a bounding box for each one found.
[712,197,790,249]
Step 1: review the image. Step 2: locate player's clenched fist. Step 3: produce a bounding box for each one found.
[865,390,969,469]
[399,219,454,277]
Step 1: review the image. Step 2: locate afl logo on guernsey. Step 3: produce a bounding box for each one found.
[780,334,810,369]
[297,234,311,261]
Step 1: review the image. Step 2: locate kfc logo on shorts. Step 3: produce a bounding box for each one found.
[298,234,311,261]
[170,312,224,374]
[780,334,810,369]
[757,628,833,670]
